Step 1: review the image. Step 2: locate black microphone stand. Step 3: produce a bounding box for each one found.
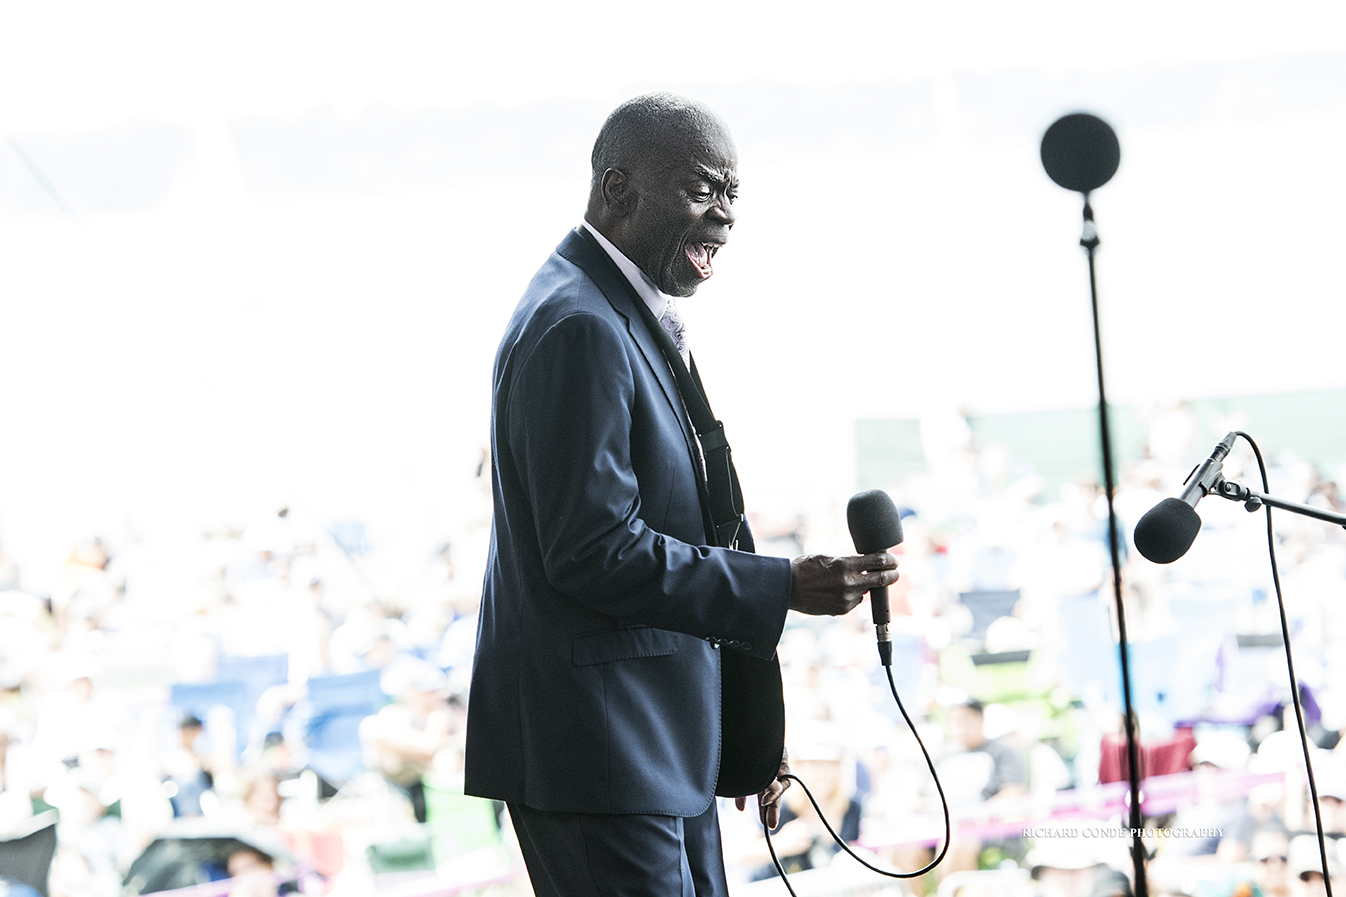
[1080,197,1150,897]
[1042,111,1145,895]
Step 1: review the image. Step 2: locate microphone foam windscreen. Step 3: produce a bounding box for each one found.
[1133,497,1203,565]
[1041,113,1121,193]
[847,490,904,554]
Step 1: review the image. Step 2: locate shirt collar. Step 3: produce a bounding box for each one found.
[581,220,671,321]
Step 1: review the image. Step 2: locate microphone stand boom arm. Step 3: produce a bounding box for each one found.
[1212,476,1346,528]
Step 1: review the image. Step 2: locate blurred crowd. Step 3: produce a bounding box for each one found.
[1,403,1344,897]
[0,495,493,897]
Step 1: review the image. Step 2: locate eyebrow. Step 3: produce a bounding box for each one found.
[690,164,737,189]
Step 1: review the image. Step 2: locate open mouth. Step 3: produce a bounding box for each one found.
[684,241,720,280]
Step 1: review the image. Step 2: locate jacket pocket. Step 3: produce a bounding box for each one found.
[572,626,679,666]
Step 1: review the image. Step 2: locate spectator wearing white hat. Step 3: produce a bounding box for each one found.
[1026,831,1105,897]
[360,658,455,822]
[1165,732,1254,859]
[1247,825,1293,897]
[744,719,861,881]
[1309,769,1346,843]
[1288,833,1338,896]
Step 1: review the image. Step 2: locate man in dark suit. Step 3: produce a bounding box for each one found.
[465,93,899,897]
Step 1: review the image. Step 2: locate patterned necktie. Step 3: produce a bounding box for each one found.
[658,298,690,366]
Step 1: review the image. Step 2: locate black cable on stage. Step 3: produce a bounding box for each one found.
[762,663,950,894]
[1236,430,1334,897]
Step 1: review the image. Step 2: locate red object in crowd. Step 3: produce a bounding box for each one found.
[1098,726,1197,784]
[280,829,345,878]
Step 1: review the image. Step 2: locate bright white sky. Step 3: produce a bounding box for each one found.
[3,2,1345,127]
[2,1,1344,591]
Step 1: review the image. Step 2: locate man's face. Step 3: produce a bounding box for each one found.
[947,705,986,750]
[1250,831,1290,893]
[621,127,738,298]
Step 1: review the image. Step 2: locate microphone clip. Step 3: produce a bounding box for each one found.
[1213,477,1256,507]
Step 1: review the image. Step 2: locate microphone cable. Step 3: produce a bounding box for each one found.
[1235,430,1334,896]
[760,428,1336,896]
[761,661,951,893]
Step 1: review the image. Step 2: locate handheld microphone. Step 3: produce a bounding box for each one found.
[847,489,904,665]
[1133,432,1238,564]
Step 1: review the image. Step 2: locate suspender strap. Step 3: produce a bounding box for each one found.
[630,296,746,551]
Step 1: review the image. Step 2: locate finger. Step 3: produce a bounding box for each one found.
[763,802,780,830]
[859,551,898,570]
[735,797,746,812]
[841,557,898,588]
[867,568,900,589]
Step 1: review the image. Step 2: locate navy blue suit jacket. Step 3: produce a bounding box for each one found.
[464,228,792,817]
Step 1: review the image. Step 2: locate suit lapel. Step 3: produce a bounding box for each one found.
[556,228,713,530]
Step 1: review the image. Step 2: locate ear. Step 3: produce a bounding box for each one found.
[600,167,634,216]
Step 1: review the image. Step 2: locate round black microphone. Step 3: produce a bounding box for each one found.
[1133,497,1203,564]
[846,490,904,634]
[1041,113,1120,193]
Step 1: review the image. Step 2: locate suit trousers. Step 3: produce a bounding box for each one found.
[508,799,730,897]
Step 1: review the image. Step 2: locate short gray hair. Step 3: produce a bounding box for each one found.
[590,93,721,192]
